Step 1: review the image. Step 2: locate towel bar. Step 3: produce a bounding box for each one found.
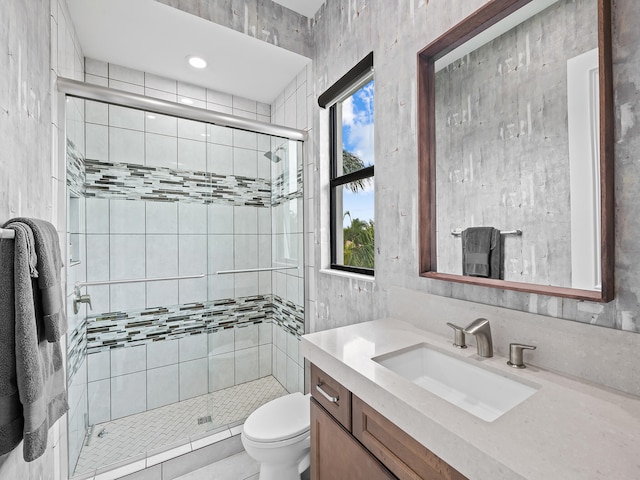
[0,228,15,239]
[75,273,205,288]
[451,228,522,236]
[216,266,298,274]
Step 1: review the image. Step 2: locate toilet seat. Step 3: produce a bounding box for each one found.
[243,392,310,444]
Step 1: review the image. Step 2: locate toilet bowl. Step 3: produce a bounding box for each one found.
[241,392,311,480]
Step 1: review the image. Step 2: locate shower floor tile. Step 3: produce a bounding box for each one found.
[73,376,288,476]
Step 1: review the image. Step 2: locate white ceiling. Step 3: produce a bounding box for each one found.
[272,0,325,18]
[67,0,311,104]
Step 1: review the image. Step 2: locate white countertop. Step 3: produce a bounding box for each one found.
[301,318,640,480]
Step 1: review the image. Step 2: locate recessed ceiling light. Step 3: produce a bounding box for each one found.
[180,98,194,105]
[147,114,156,120]
[187,56,207,69]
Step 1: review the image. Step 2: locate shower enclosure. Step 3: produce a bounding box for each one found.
[63,79,305,476]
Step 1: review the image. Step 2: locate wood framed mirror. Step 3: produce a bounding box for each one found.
[417,0,614,302]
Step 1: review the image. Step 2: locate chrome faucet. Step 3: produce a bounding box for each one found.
[463,318,493,357]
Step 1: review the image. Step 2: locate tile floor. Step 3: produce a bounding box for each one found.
[73,376,288,476]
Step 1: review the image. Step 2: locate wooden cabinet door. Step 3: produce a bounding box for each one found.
[311,398,396,480]
[352,395,467,480]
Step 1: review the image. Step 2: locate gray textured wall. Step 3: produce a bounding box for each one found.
[0,0,52,224]
[154,0,313,58]
[435,0,597,287]
[310,0,640,334]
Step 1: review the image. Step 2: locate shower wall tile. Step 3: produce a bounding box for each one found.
[258,235,271,268]
[209,274,234,300]
[234,130,257,150]
[86,198,110,233]
[109,78,145,95]
[177,83,206,102]
[86,100,108,125]
[111,371,147,420]
[235,347,259,384]
[207,144,234,176]
[110,234,145,280]
[259,345,272,377]
[234,272,259,298]
[178,118,206,140]
[145,132,178,169]
[146,235,179,277]
[208,205,234,234]
[87,285,110,315]
[109,64,144,86]
[145,87,177,102]
[275,346,287,387]
[258,322,272,345]
[209,329,235,356]
[110,282,146,312]
[234,206,257,234]
[110,199,145,234]
[235,323,258,350]
[208,352,234,392]
[111,344,146,376]
[88,379,111,424]
[147,338,179,369]
[86,235,110,281]
[286,332,299,362]
[147,279,179,308]
[206,89,233,108]
[179,358,208,400]
[179,234,207,275]
[208,125,233,146]
[145,73,177,94]
[179,333,208,362]
[86,58,108,77]
[286,357,298,393]
[147,364,179,410]
[88,350,111,382]
[233,148,257,178]
[146,113,178,137]
[109,105,144,131]
[208,234,234,274]
[178,203,207,234]
[232,97,257,114]
[178,138,206,172]
[86,124,108,161]
[179,277,207,305]
[146,201,178,234]
[259,273,273,296]
[234,236,257,270]
[109,127,144,164]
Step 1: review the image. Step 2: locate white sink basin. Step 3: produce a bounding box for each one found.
[373,343,539,422]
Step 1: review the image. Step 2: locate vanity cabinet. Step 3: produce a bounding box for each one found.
[310,363,467,480]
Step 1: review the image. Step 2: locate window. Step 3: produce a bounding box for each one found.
[320,54,374,275]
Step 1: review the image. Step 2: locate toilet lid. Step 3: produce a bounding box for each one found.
[243,392,310,443]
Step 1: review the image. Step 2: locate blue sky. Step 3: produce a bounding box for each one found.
[342,79,374,226]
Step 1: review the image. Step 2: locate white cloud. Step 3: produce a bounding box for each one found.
[342,80,375,167]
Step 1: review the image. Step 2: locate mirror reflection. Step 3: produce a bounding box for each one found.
[434,0,601,291]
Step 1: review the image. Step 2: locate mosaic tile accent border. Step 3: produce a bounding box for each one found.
[271,165,304,206]
[84,159,271,207]
[85,294,304,353]
[272,295,304,337]
[67,318,87,384]
[66,139,86,197]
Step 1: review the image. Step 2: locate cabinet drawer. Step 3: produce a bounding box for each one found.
[352,395,467,480]
[310,363,351,431]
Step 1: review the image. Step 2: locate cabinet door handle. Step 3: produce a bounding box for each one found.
[316,383,339,403]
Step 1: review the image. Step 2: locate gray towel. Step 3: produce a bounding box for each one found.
[461,227,502,279]
[3,218,66,342]
[0,223,68,462]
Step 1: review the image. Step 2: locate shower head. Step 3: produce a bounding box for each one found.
[264,149,283,163]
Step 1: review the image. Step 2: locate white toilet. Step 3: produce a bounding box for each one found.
[241,392,311,480]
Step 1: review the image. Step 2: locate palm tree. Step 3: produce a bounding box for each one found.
[343,151,371,193]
